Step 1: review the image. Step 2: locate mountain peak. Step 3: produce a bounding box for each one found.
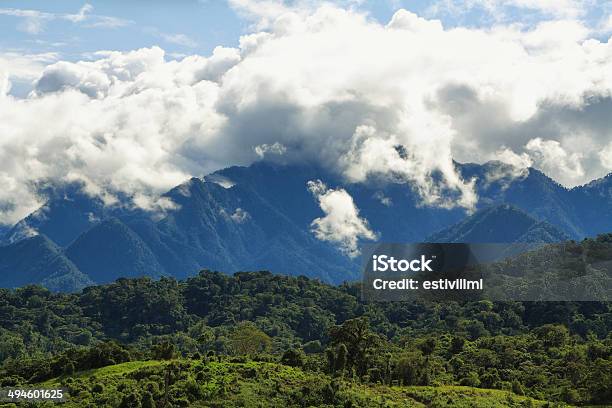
[65,217,165,284]
[427,204,568,243]
[0,234,92,291]
[3,190,105,247]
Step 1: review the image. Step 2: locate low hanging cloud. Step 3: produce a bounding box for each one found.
[307,180,377,257]
[230,208,251,223]
[601,142,612,171]
[254,142,287,158]
[1,3,612,224]
[524,138,585,184]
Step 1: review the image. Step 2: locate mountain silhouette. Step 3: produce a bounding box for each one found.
[0,160,611,290]
[5,186,106,247]
[66,217,166,284]
[0,235,92,291]
[427,204,570,243]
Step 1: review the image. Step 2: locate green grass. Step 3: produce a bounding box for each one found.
[39,360,165,387]
[29,360,571,407]
[328,383,562,407]
[386,385,554,407]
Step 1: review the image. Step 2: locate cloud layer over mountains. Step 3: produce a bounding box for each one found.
[1,3,612,224]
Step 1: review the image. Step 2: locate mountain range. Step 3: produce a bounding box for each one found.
[1,160,611,291]
[426,204,570,243]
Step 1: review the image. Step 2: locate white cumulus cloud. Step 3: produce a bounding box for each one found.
[1,3,612,225]
[307,179,377,257]
[524,138,584,185]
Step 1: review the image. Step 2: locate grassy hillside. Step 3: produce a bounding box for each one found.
[28,359,560,408]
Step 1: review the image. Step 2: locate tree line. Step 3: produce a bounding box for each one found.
[0,270,611,405]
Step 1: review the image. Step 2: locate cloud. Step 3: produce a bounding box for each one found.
[0,8,51,34]
[495,148,533,170]
[0,51,58,97]
[219,207,251,223]
[0,3,130,34]
[2,4,612,224]
[484,148,532,186]
[64,3,93,23]
[601,142,612,171]
[228,0,294,28]
[84,15,131,29]
[307,180,377,257]
[0,51,56,79]
[340,125,477,209]
[160,33,198,48]
[0,72,9,97]
[0,9,48,18]
[228,0,367,28]
[230,208,251,223]
[602,15,612,33]
[0,47,228,223]
[373,191,392,206]
[144,28,199,48]
[34,61,112,98]
[18,18,45,34]
[254,142,287,158]
[428,0,589,22]
[488,137,587,186]
[524,138,584,184]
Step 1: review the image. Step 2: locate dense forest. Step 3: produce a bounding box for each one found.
[1,264,611,406]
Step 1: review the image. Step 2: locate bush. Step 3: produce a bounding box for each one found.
[281,348,306,367]
[460,372,481,387]
[151,341,175,360]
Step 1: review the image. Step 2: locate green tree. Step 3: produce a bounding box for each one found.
[335,343,348,375]
[329,317,381,375]
[281,348,305,367]
[151,341,175,360]
[228,322,271,356]
[141,392,155,408]
[394,351,427,385]
[535,324,569,348]
[418,337,437,357]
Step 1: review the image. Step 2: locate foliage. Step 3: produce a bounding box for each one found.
[0,270,610,405]
[2,359,560,408]
[228,321,272,356]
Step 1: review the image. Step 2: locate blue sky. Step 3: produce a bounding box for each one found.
[3,0,609,61]
[0,0,244,58]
